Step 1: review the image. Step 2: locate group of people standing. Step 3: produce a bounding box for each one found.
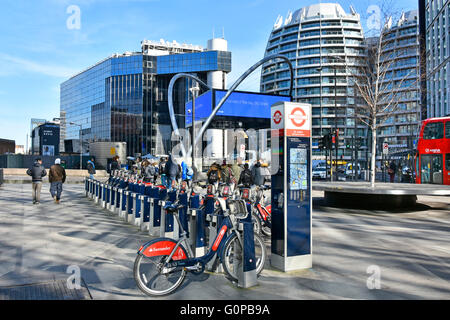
[206,158,270,187]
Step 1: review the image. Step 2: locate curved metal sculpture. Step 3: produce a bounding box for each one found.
[167,54,294,160]
[167,73,211,158]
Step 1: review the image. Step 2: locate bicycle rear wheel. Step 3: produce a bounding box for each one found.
[134,242,188,296]
[221,232,267,281]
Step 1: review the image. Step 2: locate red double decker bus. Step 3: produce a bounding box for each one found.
[415,116,450,185]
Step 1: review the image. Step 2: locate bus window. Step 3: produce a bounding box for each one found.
[446,122,450,139]
[446,154,450,171]
[423,122,444,139]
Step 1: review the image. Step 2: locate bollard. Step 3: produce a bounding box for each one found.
[119,189,128,219]
[138,194,150,231]
[188,194,207,257]
[108,185,116,213]
[132,192,140,225]
[126,190,134,223]
[159,190,177,238]
[149,187,167,236]
[106,185,112,211]
[114,187,122,215]
[85,177,89,197]
[178,191,189,239]
[133,184,146,225]
[87,179,93,199]
[101,183,107,208]
[96,182,103,205]
[89,179,95,200]
[237,203,258,288]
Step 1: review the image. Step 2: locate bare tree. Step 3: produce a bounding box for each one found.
[347,3,425,187]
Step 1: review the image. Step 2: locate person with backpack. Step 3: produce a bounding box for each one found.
[166,154,180,190]
[238,163,253,187]
[87,157,96,179]
[109,156,120,177]
[143,160,156,183]
[251,159,266,186]
[220,160,234,184]
[158,157,167,187]
[26,157,47,204]
[48,158,66,204]
[207,163,221,185]
[181,161,194,187]
[231,158,242,184]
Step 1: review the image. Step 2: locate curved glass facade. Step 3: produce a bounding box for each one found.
[260,3,368,160]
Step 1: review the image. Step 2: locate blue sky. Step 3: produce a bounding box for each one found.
[0,0,418,148]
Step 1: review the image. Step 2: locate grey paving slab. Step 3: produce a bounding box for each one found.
[0,279,92,300]
[0,183,449,300]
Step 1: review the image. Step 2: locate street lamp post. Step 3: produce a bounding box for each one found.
[70,122,83,170]
[189,85,200,179]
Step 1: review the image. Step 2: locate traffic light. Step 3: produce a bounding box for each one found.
[318,136,325,150]
[355,137,362,150]
[324,133,332,150]
[345,140,351,149]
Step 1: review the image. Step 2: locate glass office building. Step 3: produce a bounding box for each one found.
[60,39,231,156]
[260,3,368,163]
[378,10,421,156]
[421,0,450,118]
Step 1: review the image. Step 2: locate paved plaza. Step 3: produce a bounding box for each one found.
[0,182,449,300]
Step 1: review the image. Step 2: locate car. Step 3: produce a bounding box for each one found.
[312,166,327,180]
[345,163,361,179]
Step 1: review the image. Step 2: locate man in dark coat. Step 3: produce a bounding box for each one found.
[26,157,47,204]
[165,154,180,189]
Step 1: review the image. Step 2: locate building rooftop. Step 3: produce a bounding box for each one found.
[273,3,360,29]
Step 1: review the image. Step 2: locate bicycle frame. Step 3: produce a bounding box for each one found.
[137,209,240,273]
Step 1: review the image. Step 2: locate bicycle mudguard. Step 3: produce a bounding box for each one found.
[137,238,188,261]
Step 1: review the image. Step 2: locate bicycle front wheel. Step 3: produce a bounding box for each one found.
[221,232,267,281]
[134,242,188,296]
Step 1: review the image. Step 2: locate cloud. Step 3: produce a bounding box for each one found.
[0,53,78,78]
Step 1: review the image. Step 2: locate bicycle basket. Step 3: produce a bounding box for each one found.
[227,199,247,216]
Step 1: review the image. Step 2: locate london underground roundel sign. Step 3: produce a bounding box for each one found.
[289,107,307,127]
[273,110,282,124]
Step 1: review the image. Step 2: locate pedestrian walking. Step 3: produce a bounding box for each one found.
[251,159,265,186]
[159,157,168,187]
[181,161,193,187]
[221,160,234,184]
[87,157,96,179]
[26,157,47,204]
[231,158,242,184]
[109,156,120,177]
[388,160,397,183]
[49,158,66,204]
[166,154,180,189]
[143,160,156,183]
[238,163,253,187]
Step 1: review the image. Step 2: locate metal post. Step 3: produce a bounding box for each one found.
[189,85,200,179]
[334,68,338,181]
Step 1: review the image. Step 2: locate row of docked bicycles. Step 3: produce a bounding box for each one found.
[103,170,272,296]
